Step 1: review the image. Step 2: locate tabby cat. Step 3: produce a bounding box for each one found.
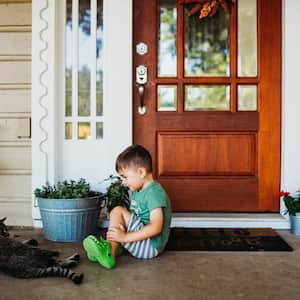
[0,217,83,284]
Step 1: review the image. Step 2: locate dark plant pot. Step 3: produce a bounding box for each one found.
[290,213,300,236]
[37,196,102,242]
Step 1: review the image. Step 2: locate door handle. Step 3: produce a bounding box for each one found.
[136,65,147,115]
[138,85,146,115]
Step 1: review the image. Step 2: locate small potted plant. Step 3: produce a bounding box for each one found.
[97,175,130,227]
[281,190,300,235]
[102,175,130,213]
[34,178,103,242]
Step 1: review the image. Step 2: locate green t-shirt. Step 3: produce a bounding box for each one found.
[130,181,172,253]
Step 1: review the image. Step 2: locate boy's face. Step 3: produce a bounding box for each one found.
[118,167,146,192]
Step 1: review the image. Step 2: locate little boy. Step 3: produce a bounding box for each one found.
[83,144,172,269]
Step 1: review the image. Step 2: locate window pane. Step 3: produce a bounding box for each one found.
[78,0,91,116]
[96,122,103,139]
[65,0,72,116]
[96,0,103,116]
[78,122,91,139]
[158,85,177,111]
[238,0,257,77]
[185,85,230,111]
[65,122,72,139]
[158,0,177,77]
[184,5,230,77]
[238,85,257,111]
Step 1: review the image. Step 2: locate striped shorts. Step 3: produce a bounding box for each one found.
[122,213,159,259]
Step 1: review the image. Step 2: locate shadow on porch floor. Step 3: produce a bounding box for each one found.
[1,228,300,300]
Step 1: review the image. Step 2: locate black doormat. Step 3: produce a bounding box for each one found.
[165,228,293,251]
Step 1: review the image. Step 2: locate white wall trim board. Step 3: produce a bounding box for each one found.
[34,213,290,229]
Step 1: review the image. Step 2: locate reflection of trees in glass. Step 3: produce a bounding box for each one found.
[78,2,91,117]
[238,1,257,76]
[185,5,229,76]
[96,1,103,116]
[66,1,103,52]
[238,85,257,111]
[185,85,229,110]
[158,0,177,76]
[65,0,73,116]
[65,68,72,116]
[96,122,103,139]
[78,65,91,116]
[66,0,104,117]
[66,0,72,28]
[158,86,176,110]
[65,0,104,139]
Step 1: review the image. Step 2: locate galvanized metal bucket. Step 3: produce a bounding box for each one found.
[290,214,300,236]
[37,196,102,242]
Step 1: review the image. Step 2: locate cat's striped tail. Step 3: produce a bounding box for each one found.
[35,267,83,284]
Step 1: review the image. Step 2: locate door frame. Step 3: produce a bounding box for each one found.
[31,0,300,228]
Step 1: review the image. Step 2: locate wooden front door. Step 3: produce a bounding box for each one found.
[133,0,281,212]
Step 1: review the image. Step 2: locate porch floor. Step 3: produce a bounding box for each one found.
[1,228,300,300]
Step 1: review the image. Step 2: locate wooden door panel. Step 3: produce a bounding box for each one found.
[156,112,259,131]
[134,0,281,212]
[159,178,258,211]
[157,132,256,176]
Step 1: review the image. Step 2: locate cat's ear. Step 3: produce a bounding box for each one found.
[0,217,7,223]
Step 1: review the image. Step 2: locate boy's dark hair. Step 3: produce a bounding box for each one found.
[115,144,153,173]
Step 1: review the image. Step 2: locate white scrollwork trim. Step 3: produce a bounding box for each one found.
[38,0,49,182]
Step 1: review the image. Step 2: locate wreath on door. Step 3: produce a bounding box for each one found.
[179,0,235,19]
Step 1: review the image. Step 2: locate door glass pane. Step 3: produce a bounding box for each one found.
[238,85,257,111]
[185,85,230,111]
[65,122,72,139]
[157,85,177,111]
[158,0,177,77]
[65,0,103,140]
[96,122,103,139]
[184,5,230,77]
[78,122,91,139]
[78,0,91,116]
[96,0,103,116]
[65,0,72,116]
[238,0,257,77]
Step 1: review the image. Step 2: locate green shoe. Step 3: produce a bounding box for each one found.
[99,236,123,256]
[83,235,116,269]
[85,236,103,262]
[86,236,121,260]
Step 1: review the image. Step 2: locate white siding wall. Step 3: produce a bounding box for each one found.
[0,0,32,226]
[282,0,300,195]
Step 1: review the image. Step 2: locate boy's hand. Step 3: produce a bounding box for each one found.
[107,224,127,243]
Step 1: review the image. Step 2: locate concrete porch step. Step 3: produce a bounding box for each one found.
[171,213,290,229]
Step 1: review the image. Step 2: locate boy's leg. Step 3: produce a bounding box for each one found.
[107,206,131,258]
[122,214,159,259]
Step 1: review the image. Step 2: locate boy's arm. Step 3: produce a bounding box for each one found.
[107,207,164,243]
